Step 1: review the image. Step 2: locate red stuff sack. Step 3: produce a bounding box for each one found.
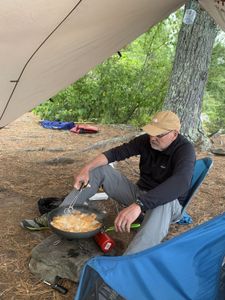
[70,124,99,134]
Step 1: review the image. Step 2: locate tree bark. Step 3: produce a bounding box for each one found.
[164,1,218,146]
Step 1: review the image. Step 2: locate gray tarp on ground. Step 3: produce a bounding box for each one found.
[0,0,224,128]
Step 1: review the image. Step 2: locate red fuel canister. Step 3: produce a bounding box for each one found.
[94,232,115,253]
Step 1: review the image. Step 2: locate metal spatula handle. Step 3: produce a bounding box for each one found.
[64,182,90,214]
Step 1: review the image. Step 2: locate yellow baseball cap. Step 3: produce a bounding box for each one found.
[142,111,181,136]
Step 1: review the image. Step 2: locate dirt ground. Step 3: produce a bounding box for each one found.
[0,112,224,300]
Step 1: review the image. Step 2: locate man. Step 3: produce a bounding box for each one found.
[21,111,196,254]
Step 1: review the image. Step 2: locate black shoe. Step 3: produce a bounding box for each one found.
[38,196,65,214]
[20,213,49,231]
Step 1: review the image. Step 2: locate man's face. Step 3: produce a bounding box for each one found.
[149,130,178,151]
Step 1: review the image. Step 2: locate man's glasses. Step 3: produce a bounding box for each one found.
[155,131,172,139]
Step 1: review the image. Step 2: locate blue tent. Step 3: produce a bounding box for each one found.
[75,213,225,300]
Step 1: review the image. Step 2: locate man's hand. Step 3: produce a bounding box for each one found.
[114,203,141,233]
[74,154,108,190]
[74,167,89,190]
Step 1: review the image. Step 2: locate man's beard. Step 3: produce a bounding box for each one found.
[150,142,162,151]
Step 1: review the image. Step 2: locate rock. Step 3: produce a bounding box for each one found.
[29,234,102,283]
[194,135,212,151]
[210,131,225,147]
[211,148,225,156]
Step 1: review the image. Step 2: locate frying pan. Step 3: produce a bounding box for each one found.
[48,205,106,239]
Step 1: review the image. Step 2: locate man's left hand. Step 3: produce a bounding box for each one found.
[114,203,141,233]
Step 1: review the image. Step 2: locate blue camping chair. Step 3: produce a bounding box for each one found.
[177,157,213,222]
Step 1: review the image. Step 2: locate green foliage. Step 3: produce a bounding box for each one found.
[34,17,180,126]
[33,10,224,132]
[203,42,225,134]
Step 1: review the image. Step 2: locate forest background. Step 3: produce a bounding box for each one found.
[34,9,225,135]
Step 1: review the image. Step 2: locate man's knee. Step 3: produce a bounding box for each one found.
[90,164,110,175]
[88,165,117,189]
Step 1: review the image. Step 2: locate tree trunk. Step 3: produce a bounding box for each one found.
[164,1,218,147]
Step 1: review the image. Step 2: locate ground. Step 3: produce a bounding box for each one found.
[0,113,224,300]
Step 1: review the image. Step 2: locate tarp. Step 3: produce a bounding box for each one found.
[199,0,225,32]
[0,0,185,128]
[75,213,225,300]
[0,1,225,128]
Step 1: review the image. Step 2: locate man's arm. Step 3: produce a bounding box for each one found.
[139,143,196,210]
[74,154,108,189]
[103,134,146,163]
[74,134,144,189]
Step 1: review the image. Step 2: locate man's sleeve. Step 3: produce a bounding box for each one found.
[103,134,145,163]
[139,142,196,210]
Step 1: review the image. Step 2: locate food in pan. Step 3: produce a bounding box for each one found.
[50,210,102,232]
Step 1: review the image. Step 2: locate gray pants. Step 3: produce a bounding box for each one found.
[60,165,182,254]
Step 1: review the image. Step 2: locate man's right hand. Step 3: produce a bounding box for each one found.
[73,154,109,190]
[74,167,89,190]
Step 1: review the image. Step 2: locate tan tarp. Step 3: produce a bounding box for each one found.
[0,0,224,128]
[199,0,225,32]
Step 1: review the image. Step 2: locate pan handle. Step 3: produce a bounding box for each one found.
[105,223,140,232]
[78,181,91,191]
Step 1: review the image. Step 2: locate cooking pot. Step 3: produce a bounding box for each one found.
[48,205,106,239]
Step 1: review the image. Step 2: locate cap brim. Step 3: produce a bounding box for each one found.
[142,124,169,136]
